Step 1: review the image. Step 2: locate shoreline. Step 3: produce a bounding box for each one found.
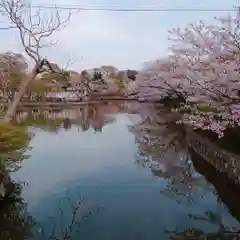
[0,97,139,107]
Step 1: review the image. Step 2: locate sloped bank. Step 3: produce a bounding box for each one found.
[153,97,240,181]
[187,127,240,184]
[190,147,240,222]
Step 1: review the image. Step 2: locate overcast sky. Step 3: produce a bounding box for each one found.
[0,0,239,71]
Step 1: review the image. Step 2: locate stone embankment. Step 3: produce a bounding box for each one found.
[187,128,240,184]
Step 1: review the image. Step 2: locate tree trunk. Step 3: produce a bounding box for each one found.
[2,66,38,123]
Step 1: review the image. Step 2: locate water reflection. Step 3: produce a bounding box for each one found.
[128,107,209,205]
[1,102,126,239]
[32,192,98,240]
[0,162,96,240]
[129,104,240,230]
[163,148,240,239]
[1,101,240,239]
[129,107,187,164]
[0,122,34,239]
[13,102,124,133]
[0,170,34,240]
[166,212,240,239]
[191,149,240,222]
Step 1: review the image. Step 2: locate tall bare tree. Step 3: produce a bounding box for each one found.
[0,0,74,122]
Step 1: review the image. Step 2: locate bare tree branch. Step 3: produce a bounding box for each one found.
[0,0,73,64]
[0,0,75,122]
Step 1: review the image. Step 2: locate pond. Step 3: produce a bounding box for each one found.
[2,102,240,239]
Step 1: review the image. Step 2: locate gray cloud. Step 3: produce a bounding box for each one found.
[0,0,237,70]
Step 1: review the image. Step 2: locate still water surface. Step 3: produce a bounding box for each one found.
[9,105,240,239]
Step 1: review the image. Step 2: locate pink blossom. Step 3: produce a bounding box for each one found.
[128,9,240,137]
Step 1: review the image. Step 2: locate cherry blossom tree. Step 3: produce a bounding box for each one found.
[168,11,240,104]
[128,56,191,102]
[129,9,240,137]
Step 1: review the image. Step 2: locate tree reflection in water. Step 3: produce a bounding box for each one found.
[128,104,210,205]
[191,148,240,223]
[0,176,96,240]
[0,163,96,240]
[32,193,98,240]
[62,118,72,131]
[1,104,113,239]
[0,136,34,240]
[14,102,122,133]
[0,120,35,239]
[2,101,240,238]
[0,177,34,240]
[128,103,240,237]
[166,211,240,239]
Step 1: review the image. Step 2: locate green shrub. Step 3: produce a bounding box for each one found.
[196,103,220,113]
[111,76,125,89]
[0,123,32,170]
[0,123,31,153]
